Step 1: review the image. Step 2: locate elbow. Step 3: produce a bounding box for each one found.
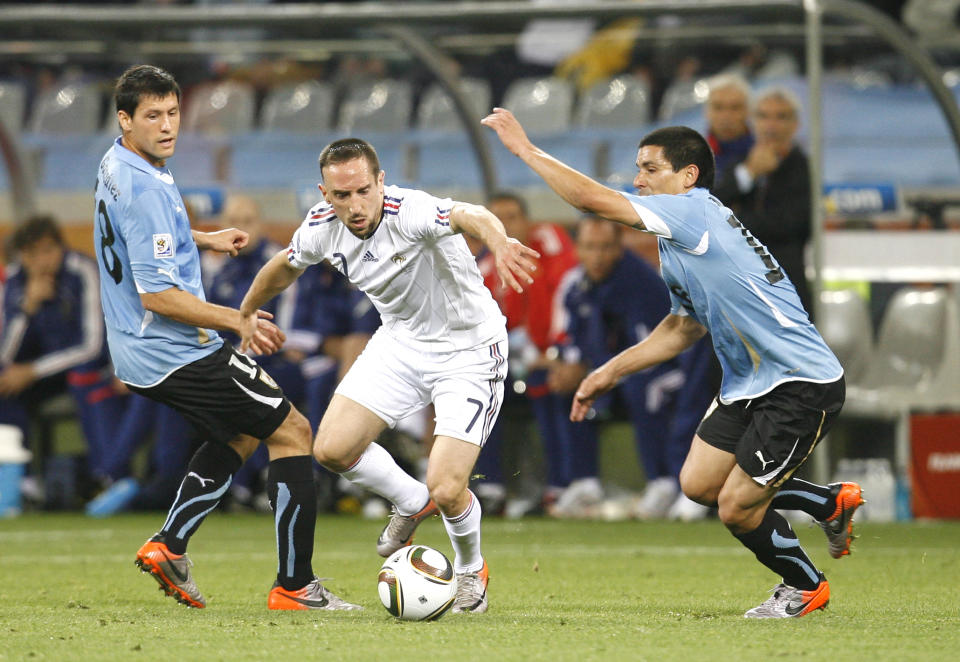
[139,292,164,315]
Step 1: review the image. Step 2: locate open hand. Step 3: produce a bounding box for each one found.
[239,309,286,355]
[494,237,540,294]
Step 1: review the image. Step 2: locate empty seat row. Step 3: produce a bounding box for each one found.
[819,286,960,406]
[0,74,654,138]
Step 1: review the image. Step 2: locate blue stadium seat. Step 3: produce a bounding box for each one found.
[413,129,599,190]
[338,80,413,133]
[658,77,709,121]
[29,79,104,134]
[183,81,256,134]
[489,130,599,188]
[261,81,336,132]
[501,77,574,133]
[413,132,484,189]
[229,131,413,189]
[167,135,222,185]
[823,143,960,187]
[229,131,336,189]
[23,134,113,191]
[416,78,491,132]
[575,75,650,128]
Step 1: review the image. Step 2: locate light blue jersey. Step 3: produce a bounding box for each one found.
[94,138,222,387]
[622,187,842,403]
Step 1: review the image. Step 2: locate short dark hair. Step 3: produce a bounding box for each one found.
[317,138,380,180]
[114,65,181,118]
[11,215,64,252]
[487,191,528,217]
[639,126,715,190]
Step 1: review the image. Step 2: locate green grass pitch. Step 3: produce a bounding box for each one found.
[1,513,958,661]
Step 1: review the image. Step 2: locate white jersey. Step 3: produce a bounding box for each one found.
[287,184,506,352]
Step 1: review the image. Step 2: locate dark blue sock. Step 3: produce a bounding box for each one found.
[158,442,242,555]
[734,509,822,591]
[268,455,317,591]
[770,478,835,520]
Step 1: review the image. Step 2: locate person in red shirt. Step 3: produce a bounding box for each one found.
[471,192,591,517]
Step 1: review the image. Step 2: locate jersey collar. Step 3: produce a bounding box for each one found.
[111,136,173,178]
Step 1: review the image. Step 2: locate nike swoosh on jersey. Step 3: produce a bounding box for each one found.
[231,378,283,408]
[683,231,710,255]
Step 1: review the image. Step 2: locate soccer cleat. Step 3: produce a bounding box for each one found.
[376,499,438,557]
[135,539,205,608]
[268,577,362,611]
[452,560,489,614]
[818,482,865,558]
[743,578,830,618]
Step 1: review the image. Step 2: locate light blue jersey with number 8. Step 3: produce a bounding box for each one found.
[622,187,842,404]
[94,138,222,387]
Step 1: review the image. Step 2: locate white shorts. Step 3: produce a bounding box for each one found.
[336,328,507,447]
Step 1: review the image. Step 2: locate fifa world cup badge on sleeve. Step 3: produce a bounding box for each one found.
[153,233,174,259]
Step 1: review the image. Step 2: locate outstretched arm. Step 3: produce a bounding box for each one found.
[482,108,644,229]
[192,228,249,256]
[239,250,305,353]
[570,314,708,421]
[449,202,540,293]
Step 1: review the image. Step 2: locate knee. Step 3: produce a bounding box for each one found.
[427,475,467,514]
[716,495,763,534]
[679,468,720,506]
[312,437,353,473]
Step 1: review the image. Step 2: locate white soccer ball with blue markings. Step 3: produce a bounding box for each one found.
[377,545,456,621]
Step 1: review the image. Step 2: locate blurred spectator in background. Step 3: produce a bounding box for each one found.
[471,192,580,517]
[84,393,199,517]
[205,194,303,509]
[712,86,813,317]
[549,217,697,519]
[0,215,125,502]
[704,74,753,175]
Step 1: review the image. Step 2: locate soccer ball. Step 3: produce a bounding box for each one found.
[377,545,456,621]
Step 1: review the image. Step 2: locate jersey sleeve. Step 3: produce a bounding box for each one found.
[125,188,187,294]
[396,189,456,241]
[286,216,325,270]
[620,191,707,252]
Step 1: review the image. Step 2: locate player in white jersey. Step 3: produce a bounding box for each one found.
[240,138,539,614]
[484,108,864,619]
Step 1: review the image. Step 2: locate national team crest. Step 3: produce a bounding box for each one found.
[153,233,174,259]
[259,369,278,389]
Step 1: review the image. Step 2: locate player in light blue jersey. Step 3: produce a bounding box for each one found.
[94,65,359,612]
[484,108,864,619]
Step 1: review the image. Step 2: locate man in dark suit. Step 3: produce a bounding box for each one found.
[712,87,813,317]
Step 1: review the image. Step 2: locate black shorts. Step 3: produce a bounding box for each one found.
[696,377,845,488]
[127,342,292,444]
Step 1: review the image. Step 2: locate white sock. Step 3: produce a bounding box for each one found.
[340,442,429,515]
[442,490,483,573]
